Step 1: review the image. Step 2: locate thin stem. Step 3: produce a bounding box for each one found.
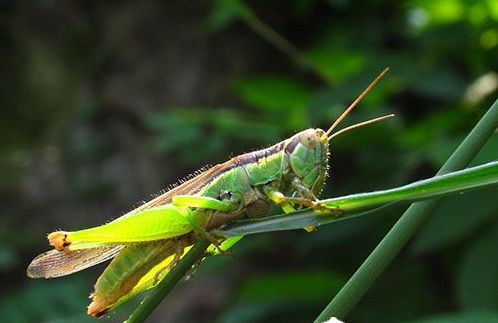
[125,239,210,323]
[247,18,331,83]
[233,2,333,85]
[314,98,498,322]
[219,161,498,237]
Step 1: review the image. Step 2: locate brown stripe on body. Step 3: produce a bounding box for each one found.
[233,140,286,167]
[128,139,288,214]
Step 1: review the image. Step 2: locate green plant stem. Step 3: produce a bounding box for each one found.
[322,161,498,210]
[220,161,498,237]
[314,98,498,323]
[125,239,210,323]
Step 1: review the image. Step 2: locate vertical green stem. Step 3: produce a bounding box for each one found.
[314,98,498,322]
[125,239,210,323]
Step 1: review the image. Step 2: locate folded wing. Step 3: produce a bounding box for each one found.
[26,246,123,279]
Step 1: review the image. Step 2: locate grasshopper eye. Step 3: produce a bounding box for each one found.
[298,129,321,148]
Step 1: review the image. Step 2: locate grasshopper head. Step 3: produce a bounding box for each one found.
[285,128,329,195]
[284,68,395,197]
[284,111,394,196]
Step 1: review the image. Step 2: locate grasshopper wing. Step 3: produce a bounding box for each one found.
[26,246,123,279]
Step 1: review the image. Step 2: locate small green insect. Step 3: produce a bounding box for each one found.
[27,68,394,317]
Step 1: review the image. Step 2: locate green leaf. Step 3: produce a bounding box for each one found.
[221,162,498,237]
[410,0,465,29]
[322,161,498,211]
[457,222,498,310]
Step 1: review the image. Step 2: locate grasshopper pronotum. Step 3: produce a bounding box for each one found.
[27,68,394,317]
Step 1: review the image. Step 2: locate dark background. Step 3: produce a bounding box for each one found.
[1,0,498,322]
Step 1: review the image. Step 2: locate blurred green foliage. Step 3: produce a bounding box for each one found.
[1,0,497,322]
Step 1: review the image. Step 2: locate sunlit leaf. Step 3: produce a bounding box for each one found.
[411,0,465,26]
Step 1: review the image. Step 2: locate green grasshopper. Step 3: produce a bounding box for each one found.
[27,68,394,317]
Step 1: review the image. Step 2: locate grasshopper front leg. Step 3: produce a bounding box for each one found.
[264,187,323,211]
[264,180,343,215]
[263,186,317,233]
[263,183,343,232]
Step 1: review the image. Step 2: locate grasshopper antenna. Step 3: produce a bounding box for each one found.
[322,67,390,140]
[328,114,395,140]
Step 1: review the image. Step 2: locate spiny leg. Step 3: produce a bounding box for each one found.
[291,177,319,202]
[279,178,344,216]
[264,187,324,211]
[264,187,316,232]
[264,185,343,232]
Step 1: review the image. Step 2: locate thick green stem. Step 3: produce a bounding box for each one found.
[125,239,210,323]
[314,98,498,322]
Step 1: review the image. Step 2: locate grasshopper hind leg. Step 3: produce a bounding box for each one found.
[172,194,240,257]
